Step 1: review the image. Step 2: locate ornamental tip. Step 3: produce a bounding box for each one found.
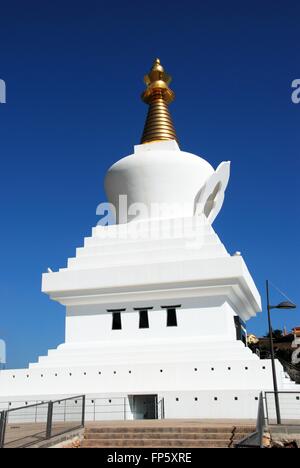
[151,58,163,72]
[140,58,178,144]
[143,58,172,89]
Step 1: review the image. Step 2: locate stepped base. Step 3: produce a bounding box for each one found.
[81,420,256,448]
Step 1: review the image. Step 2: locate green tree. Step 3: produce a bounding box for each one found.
[266,329,283,339]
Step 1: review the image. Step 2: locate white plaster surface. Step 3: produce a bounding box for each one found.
[0,140,298,420]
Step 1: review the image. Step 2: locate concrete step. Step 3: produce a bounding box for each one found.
[84,431,245,440]
[78,236,218,257]
[81,438,230,448]
[68,244,226,270]
[85,426,254,434]
[82,422,256,448]
[87,222,212,247]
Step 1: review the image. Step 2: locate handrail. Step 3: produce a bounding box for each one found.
[0,395,86,449]
[0,393,165,447]
[235,392,265,448]
[0,411,7,448]
[265,390,300,425]
[1,395,85,414]
[1,400,47,413]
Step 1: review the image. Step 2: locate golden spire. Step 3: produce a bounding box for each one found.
[140,58,178,144]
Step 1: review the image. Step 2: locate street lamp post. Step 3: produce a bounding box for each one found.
[266,280,296,425]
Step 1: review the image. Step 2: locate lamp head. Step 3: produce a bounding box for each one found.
[274,301,297,310]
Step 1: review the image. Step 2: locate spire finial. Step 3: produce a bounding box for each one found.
[140,58,178,144]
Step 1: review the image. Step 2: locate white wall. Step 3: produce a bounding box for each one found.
[2,388,300,421]
[65,302,237,344]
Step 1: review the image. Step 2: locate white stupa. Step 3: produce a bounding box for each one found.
[0,59,296,419]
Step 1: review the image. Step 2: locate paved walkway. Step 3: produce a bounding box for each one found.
[2,422,79,448]
[85,419,257,428]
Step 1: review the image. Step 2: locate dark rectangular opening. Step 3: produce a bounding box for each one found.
[234,316,241,340]
[167,308,177,327]
[139,310,149,329]
[234,315,247,345]
[112,312,122,330]
[130,395,158,420]
[107,309,125,331]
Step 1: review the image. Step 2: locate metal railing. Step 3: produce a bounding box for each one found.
[0,395,165,445]
[81,396,165,421]
[0,395,85,448]
[235,392,266,448]
[265,391,300,425]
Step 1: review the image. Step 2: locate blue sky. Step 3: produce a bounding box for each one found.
[0,0,299,368]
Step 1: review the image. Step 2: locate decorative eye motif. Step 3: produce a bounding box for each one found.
[194,161,230,224]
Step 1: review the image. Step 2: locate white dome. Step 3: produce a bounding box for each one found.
[105,141,215,224]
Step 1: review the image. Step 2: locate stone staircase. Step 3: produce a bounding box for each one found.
[81,421,256,448]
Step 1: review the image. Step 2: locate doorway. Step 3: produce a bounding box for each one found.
[131,395,158,420]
